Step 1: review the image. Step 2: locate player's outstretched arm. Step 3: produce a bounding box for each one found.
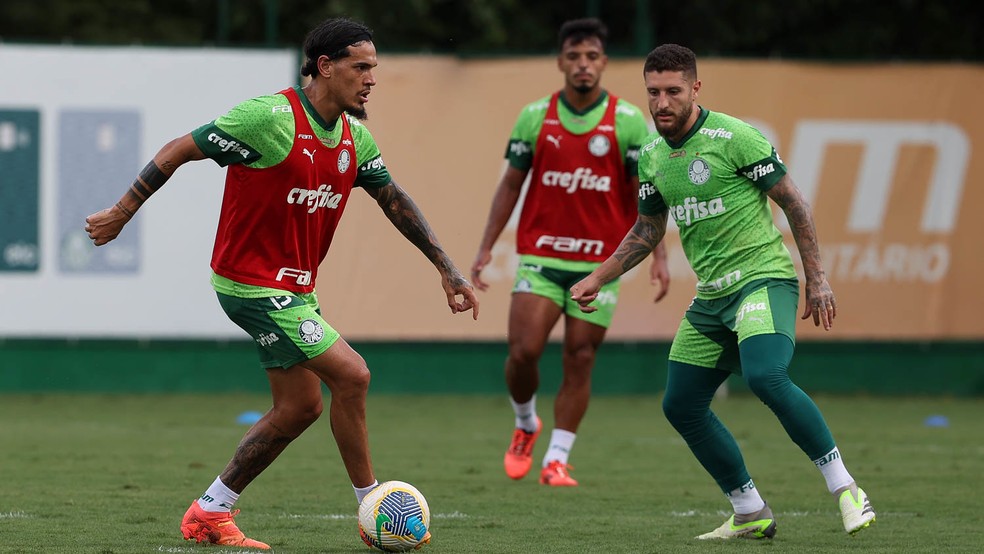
[627,176,671,302]
[649,241,670,302]
[471,165,528,291]
[571,211,668,312]
[366,181,479,320]
[767,174,836,330]
[85,133,205,246]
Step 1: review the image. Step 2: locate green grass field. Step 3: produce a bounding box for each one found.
[0,393,980,553]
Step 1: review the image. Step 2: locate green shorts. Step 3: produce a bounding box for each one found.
[217,290,341,369]
[669,278,799,373]
[512,254,622,329]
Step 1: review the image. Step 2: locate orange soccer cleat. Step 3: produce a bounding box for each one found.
[539,460,578,487]
[503,417,542,480]
[180,501,271,550]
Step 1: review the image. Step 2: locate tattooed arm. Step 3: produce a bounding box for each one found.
[625,175,671,302]
[85,133,205,245]
[767,174,836,330]
[570,210,669,313]
[365,181,479,319]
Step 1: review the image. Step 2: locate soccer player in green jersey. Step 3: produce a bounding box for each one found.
[571,44,875,539]
[85,17,476,550]
[472,18,670,487]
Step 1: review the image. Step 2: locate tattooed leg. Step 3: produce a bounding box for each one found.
[219,417,297,492]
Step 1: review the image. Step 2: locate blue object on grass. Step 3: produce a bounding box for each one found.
[923,415,949,428]
[236,411,263,425]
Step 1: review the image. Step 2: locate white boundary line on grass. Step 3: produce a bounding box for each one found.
[670,509,916,518]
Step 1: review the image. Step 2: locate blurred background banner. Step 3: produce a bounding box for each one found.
[0,44,295,338]
[0,48,980,340]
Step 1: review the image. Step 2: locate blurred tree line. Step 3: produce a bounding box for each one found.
[1,0,981,60]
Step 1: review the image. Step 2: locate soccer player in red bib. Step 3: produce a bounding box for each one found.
[471,18,670,487]
[85,17,477,550]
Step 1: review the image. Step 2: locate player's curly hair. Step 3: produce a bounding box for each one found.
[644,44,698,80]
[300,17,373,78]
[558,18,608,51]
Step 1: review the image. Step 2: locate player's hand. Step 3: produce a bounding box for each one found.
[470,249,492,292]
[649,256,670,303]
[801,276,836,330]
[443,271,480,320]
[570,275,603,313]
[85,204,131,246]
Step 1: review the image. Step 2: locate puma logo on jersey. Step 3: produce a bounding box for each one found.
[546,135,562,149]
[303,148,316,163]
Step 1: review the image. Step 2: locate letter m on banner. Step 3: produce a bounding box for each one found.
[783,121,969,233]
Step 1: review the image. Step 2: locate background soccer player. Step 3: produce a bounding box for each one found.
[85,17,477,550]
[471,18,670,487]
[570,44,875,538]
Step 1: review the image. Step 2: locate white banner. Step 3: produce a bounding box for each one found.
[0,45,295,337]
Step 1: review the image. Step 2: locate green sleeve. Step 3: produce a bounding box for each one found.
[350,116,392,189]
[614,100,650,177]
[637,180,666,215]
[731,123,787,191]
[504,97,549,171]
[636,135,667,215]
[190,95,292,168]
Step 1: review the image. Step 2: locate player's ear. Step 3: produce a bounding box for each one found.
[318,55,332,79]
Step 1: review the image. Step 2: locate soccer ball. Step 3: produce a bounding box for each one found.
[358,480,431,552]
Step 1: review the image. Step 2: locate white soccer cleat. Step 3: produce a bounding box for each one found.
[839,486,876,534]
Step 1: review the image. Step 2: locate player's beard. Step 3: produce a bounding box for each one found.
[654,102,694,140]
[573,82,594,94]
[346,106,368,120]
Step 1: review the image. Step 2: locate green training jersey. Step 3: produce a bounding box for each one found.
[637,108,797,299]
[505,91,649,176]
[191,85,391,188]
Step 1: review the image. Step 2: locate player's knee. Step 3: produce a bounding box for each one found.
[275,396,323,431]
[561,344,597,373]
[294,400,324,427]
[744,369,787,403]
[508,342,542,368]
[338,361,371,398]
[662,392,691,429]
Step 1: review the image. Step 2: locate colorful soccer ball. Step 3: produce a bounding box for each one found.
[358,481,431,552]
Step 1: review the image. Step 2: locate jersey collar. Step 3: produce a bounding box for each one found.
[559,89,609,116]
[292,85,338,133]
[664,106,709,150]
